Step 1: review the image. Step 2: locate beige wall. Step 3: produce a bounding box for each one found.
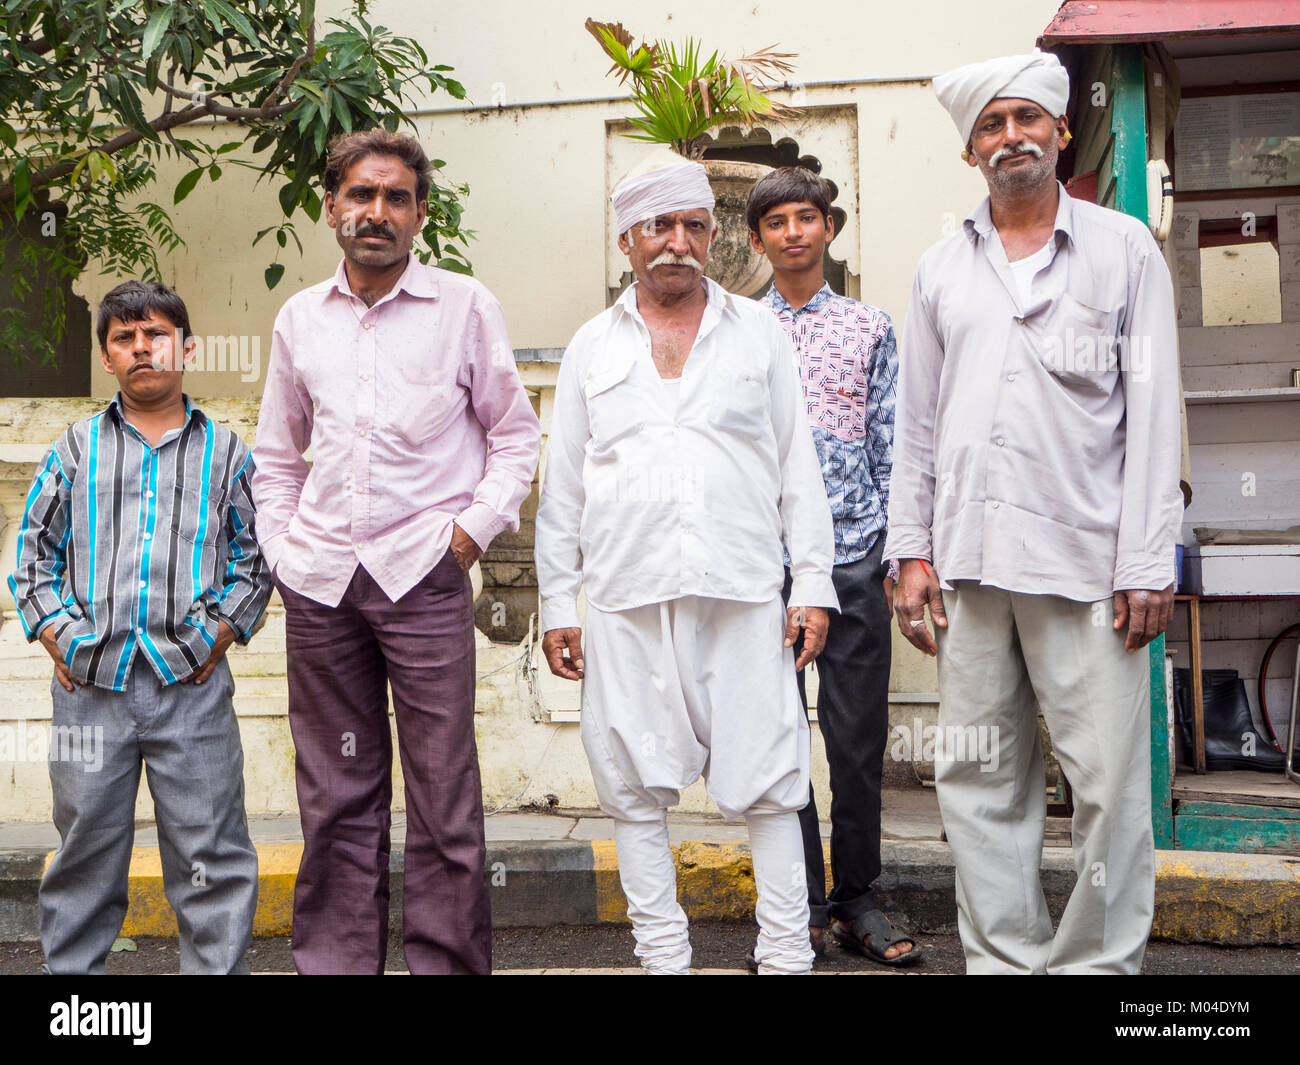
[67,0,1063,398]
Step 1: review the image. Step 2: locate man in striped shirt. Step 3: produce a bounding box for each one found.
[8,281,272,974]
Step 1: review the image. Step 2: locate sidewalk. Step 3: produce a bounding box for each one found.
[2,785,1298,945]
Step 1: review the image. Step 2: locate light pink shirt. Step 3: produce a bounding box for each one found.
[253,254,540,607]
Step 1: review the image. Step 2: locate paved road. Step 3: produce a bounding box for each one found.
[5,924,1299,975]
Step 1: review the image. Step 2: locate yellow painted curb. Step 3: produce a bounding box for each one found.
[1151,851,1300,944]
[591,839,627,924]
[44,843,303,939]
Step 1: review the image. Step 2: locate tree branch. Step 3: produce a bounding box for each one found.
[262,19,314,114]
[0,106,196,202]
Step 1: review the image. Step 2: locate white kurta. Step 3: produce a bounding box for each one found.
[535,277,838,631]
[535,277,834,974]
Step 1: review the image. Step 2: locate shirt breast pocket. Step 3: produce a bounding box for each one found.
[1037,292,1123,397]
[395,379,462,448]
[708,365,769,440]
[170,486,222,594]
[584,361,646,451]
[170,485,223,545]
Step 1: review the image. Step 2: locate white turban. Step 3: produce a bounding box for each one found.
[934,52,1070,144]
[610,148,716,236]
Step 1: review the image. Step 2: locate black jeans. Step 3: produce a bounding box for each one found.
[783,537,892,926]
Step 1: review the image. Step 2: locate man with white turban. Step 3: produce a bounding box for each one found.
[536,149,838,974]
[885,53,1182,973]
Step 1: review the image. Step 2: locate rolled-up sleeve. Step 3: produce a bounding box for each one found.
[455,292,542,553]
[883,266,943,566]
[7,445,74,641]
[218,451,274,643]
[1113,241,1182,592]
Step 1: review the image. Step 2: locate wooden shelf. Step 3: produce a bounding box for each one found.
[1185,387,1300,404]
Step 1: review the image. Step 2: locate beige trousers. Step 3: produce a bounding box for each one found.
[934,581,1154,974]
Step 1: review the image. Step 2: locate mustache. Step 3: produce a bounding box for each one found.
[648,252,704,270]
[988,142,1044,167]
[356,226,394,240]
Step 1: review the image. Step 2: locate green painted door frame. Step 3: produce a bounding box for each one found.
[1108,44,1176,846]
[1110,43,1296,854]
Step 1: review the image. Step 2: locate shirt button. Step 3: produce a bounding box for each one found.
[1007,373,1016,382]
[1014,316,1025,325]
[991,501,1000,509]
[363,322,373,330]
[143,532,151,541]
[996,437,1005,447]
[357,428,366,437]
[138,580,146,588]
[361,374,370,382]
[145,491,154,499]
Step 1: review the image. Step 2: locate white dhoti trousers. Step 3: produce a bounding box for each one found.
[581,594,814,974]
[934,581,1154,975]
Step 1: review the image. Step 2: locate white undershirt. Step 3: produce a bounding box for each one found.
[1007,239,1055,306]
[660,375,683,414]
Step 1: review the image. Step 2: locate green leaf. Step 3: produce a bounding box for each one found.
[13,157,31,221]
[207,163,221,180]
[264,262,285,288]
[300,188,321,223]
[0,121,16,149]
[252,225,276,246]
[293,79,326,103]
[202,0,259,46]
[275,228,286,247]
[141,4,172,62]
[278,182,298,216]
[173,167,203,203]
[329,91,352,134]
[114,81,159,141]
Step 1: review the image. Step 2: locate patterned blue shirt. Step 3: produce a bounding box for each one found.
[762,283,898,564]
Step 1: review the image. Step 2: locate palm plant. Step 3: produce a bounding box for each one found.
[585,19,796,160]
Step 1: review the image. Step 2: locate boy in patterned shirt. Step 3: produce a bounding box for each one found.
[748,167,917,966]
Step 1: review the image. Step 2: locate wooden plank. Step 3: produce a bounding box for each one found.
[1190,599,1206,772]
[1180,800,1300,820]
[1174,813,1300,854]
[1173,769,1300,808]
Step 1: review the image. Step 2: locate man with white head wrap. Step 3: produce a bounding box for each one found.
[536,150,839,974]
[885,52,1182,974]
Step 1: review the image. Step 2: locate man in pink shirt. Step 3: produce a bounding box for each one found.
[253,130,540,974]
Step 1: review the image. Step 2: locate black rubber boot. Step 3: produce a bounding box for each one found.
[1173,667,1289,772]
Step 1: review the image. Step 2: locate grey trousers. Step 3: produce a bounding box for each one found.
[40,657,258,974]
[934,581,1154,975]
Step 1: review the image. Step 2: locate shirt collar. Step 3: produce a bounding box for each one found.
[763,281,834,316]
[613,275,741,325]
[328,252,438,306]
[962,181,1076,249]
[106,393,200,432]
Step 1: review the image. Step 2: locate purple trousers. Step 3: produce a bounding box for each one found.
[278,553,490,974]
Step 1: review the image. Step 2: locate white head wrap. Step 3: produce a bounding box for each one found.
[934,52,1070,144]
[610,148,716,236]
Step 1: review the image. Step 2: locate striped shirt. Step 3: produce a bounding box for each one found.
[7,395,272,690]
